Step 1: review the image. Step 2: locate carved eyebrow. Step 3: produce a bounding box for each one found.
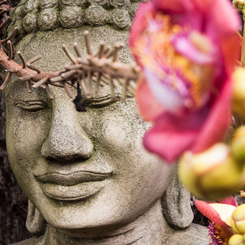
[14,100,48,111]
[85,92,135,103]
[4,78,50,104]
[86,94,119,103]
[15,100,47,106]
[14,100,48,108]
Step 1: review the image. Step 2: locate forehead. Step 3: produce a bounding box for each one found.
[4,24,135,100]
[15,27,133,72]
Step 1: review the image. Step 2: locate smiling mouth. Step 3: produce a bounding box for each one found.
[35,171,112,201]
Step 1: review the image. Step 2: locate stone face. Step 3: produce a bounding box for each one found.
[5,2,209,244]
[162,224,209,245]
[4,25,209,245]
[38,9,58,31]
[161,170,194,229]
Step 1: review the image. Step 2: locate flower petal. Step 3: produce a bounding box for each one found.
[209,0,240,74]
[209,0,240,37]
[129,3,157,65]
[143,125,197,163]
[191,0,211,12]
[195,200,236,227]
[172,33,215,65]
[136,77,165,121]
[129,0,240,163]
[143,107,209,163]
[191,78,232,153]
[220,33,241,75]
[219,196,238,207]
[152,0,194,13]
[208,204,236,227]
[144,69,183,114]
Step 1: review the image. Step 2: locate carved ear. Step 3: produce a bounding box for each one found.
[26,199,47,236]
[161,165,193,229]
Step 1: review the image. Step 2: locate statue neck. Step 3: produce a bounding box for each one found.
[41,200,174,245]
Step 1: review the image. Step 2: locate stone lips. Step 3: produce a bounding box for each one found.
[36,171,112,201]
[8,0,148,34]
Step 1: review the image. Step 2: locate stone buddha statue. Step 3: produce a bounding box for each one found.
[3,0,209,244]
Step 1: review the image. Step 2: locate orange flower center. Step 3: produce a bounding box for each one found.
[133,12,214,110]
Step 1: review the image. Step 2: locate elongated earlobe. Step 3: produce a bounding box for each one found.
[161,165,193,229]
[26,199,46,236]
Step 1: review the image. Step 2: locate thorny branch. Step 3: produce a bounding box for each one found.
[0,1,141,111]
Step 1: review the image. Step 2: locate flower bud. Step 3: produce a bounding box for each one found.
[229,234,245,245]
[231,204,245,234]
[233,0,245,11]
[232,68,245,121]
[231,127,245,163]
[178,143,245,200]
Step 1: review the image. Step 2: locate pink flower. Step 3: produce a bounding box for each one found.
[207,222,229,245]
[129,0,240,163]
[195,196,238,228]
[195,196,238,243]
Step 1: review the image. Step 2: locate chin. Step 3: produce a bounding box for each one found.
[33,185,154,232]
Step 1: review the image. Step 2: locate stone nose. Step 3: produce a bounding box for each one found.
[41,101,93,162]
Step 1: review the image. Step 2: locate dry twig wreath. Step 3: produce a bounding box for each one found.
[0,0,140,111]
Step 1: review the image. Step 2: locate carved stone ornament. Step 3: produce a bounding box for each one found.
[85,4,108,26]
[60,0,86,7]
[8,0,146,33]
[38,8,58,31]
[110,0,126,8]
[59,6,85,29]
[22,13,37,32]
[111,8,131,29]
[40,0,58,9]
[88,0,109,6]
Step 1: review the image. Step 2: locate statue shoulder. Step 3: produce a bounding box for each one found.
[163,223,209,245]
[11,236,44,245]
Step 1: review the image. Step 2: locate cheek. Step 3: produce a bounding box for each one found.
[84,103,175,215]
[95,101,152,151]
[6,109,50,171]
[103,119,127,148]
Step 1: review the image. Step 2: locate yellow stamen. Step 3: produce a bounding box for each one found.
[189,31,213,53]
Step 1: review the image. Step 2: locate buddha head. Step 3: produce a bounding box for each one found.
[2,0,199,243]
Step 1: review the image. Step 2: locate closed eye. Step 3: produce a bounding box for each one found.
[86,95,120,108]
[15,100,48,112]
